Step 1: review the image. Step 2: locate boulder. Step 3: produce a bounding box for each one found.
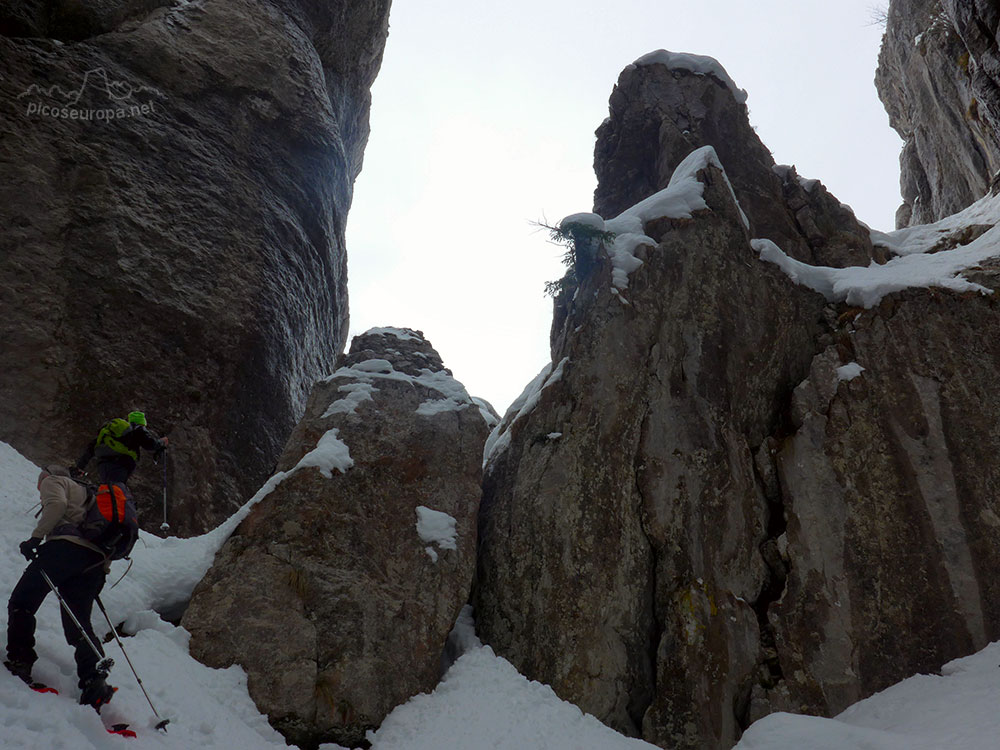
[183,328,492,748]
[0,0,391,534]
[876,0,999,226]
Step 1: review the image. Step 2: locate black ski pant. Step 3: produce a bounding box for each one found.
[6,540,107,687]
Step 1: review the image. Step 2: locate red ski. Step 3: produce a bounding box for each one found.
[106,723,137,739]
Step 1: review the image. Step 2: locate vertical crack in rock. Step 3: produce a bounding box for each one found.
[745,435,789,728]
[629,399,662,735]
[741,309,841,728]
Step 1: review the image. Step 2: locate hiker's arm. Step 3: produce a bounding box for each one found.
[137,426,167,453]
[75,439,96,472]
[33,477,68,539]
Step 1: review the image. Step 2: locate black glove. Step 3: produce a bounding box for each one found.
[19,538,42,562]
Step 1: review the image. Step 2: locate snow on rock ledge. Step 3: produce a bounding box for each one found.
[323,327,496,426]
[559,145,748,295]
[754,191,1000,307]
[484,357,568,468]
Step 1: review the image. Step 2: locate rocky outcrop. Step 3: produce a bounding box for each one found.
[876,0,999,227]
[183,328,491,748]
[476,60,831,746]
[0,0,391,534]
[594,52,877,269]
[477,51,1000,750]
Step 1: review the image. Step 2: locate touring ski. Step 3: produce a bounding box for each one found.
[5,660,57,694]
[106,723,137,739]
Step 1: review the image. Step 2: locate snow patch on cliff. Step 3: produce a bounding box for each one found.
[323,357,490,425]
[755,223,999,307]
[483,357,568,468]
[324,382,379,416]
[756,190,1000,307]
[416,506,458,562]
[293,428,353,478]
[365,326,423,341]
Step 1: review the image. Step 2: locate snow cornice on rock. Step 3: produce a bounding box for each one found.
[631,49,749,104]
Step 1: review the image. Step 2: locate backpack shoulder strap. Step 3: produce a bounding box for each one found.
[72,478,97,505]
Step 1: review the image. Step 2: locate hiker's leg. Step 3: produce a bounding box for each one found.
[56,558,107,686]
[6,559,51,667]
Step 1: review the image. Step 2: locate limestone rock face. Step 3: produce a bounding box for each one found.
[763,281,1000,717]
[183,329,490,748]
[477,53,1000,750]
[946,0,1000,170]
[876,0,999,227]
[0,0,391,534]
[476,141,828,747]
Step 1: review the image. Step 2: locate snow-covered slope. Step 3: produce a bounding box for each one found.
[4,421,1000,749]
[735,642,1000,750]
[0,441,657,749]
[0,442,287,749]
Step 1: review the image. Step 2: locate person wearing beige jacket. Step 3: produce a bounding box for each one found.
[4,465,116,710]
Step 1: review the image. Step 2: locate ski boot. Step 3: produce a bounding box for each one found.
[80,675,116,712]
[4,658,33,685]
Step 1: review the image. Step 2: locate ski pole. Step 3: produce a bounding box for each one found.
[95,596,170,732]
[159,449,169,533]
[38,569,114,677]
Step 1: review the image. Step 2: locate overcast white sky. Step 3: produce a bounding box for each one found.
[345,1,903,414]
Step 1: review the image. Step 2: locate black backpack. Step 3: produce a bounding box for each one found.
[77,482,139,560]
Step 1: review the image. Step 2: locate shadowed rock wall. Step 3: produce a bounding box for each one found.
[0,0,391,534]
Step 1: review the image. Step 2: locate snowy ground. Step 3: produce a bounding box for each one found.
[0,441,657,749]
[3,434,1000,749]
